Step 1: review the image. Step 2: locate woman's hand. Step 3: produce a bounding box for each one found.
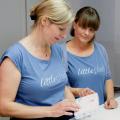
[50,99,79,117]
[78,88,95,97]
[104,98,118,109]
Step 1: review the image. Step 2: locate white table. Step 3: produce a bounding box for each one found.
[70,96,120,120]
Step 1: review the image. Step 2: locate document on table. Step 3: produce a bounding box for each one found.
[72,95,120,120]
[74,93,99,120]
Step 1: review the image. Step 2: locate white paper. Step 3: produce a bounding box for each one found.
[74,93,99,119]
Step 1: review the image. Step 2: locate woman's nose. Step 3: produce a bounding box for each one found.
[84,29,90,35]
[60,31,67,39]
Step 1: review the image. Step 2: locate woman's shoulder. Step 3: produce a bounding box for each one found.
[52,43,67,59]
[0,42,24,72]
[94,41,108,58]
[0,42,25,63]
[94,41,106,51]
[3,42,24,57]
[52,43,65,52]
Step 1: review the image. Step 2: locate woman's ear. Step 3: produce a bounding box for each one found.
[41,16,50,27]
[73,21,77,29]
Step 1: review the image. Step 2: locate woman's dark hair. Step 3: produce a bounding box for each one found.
[71,6,100,36]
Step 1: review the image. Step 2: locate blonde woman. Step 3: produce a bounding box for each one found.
[0,0,79,120]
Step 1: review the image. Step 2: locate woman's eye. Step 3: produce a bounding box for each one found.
[89,28,95,32]
[59,27,65,31]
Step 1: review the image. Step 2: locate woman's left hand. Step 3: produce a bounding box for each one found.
[104,98,118,109]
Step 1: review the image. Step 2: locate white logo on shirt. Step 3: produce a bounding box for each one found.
[40,74,67,87]
[78,66,104,75]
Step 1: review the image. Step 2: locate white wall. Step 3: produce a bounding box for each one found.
[0,0,26,55]
[114,0,120,86]
[26,0,40,34]
[0,0,26,119]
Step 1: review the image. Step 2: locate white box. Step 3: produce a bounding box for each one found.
[74,93,99,119]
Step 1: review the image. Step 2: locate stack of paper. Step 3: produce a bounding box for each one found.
[74,93,99,119]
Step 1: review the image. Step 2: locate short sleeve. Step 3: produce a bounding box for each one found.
[97,43,112,80]
[59,43,68,72]
[0,44,23,73]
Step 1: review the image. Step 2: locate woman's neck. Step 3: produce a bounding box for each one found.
[69,38,93,51]
[30,27,50,48]
[67,38,94,57]
[20,28,51,60]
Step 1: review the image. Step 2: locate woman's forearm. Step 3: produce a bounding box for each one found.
[0,101,52,118]
[65,86,75,100]
[105,79,115,100]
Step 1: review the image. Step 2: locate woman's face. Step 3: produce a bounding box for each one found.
[42,18,68,45]
[47,23,68,45]
[73,22,96,44]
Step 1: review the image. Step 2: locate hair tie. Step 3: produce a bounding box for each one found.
[30,14,37,20]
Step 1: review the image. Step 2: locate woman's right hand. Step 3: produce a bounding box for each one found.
[78,88,95,97]
[49,99,79,117]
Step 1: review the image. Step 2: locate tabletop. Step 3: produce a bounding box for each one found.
[70,96,120,120]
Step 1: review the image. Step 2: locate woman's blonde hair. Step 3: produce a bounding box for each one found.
[30,0,73,28]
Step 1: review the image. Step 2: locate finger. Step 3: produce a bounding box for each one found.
[109,100,118,109]
[104,101,109,109]
[86,88,95,94]
[104,101,112,109]
[80,90,87,96]
[64,111,74,116]
[63,99,76,103]
[64,106,79,112]
[61,101,80,110]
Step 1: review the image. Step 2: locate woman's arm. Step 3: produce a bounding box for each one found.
[105,79,114,100]
[104,79,118,109]
[0,58,51,118]
[0,58,78,118]
[64,86,75,100]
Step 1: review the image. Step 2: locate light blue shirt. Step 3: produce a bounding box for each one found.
[0,42,68,106]
[66,42,112,105]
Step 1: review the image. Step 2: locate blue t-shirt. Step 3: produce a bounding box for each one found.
[66,42,112,105]
[0,42,68,106]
